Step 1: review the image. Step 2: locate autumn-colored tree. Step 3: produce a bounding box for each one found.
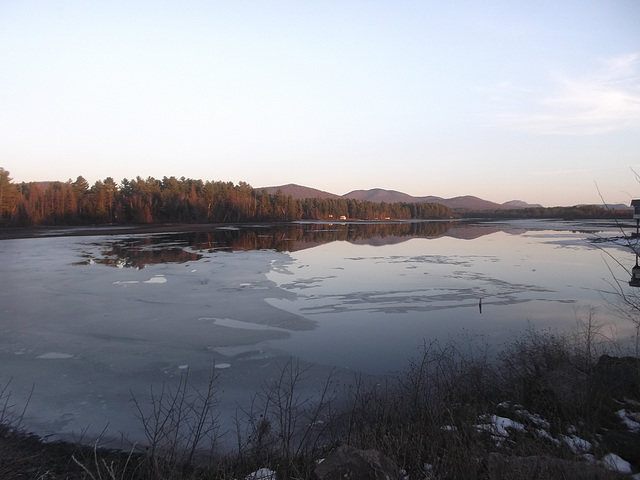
[2,171,469,227]
[18,182,44,224]
[0,168,21,224]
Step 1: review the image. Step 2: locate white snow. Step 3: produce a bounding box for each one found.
[245,468,276,480]
[513,407,550,429]
[535,428,560,446]
[617,409,640,432]
[476,414,525,437]
[214,363,231,369]
[561,434,592,453]
[602,453,632,474]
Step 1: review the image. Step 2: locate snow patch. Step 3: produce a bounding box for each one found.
[215,363,231,369]
[476,414,525,437]
[602,453,632,474]
[245,468,276,480]
[617,409,640,432]
[535,428,561,446]
[561,434,592,453]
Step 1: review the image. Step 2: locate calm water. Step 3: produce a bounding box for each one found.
[266,219,639,371]
[0,219,638,444]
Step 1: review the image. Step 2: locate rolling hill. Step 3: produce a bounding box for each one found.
[261,184,543,211]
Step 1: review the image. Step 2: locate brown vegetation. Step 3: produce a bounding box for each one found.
[1,323,638,479]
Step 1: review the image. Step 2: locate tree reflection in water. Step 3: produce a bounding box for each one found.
[71,221,506,269]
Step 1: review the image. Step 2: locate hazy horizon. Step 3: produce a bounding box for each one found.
[2,1,639,207]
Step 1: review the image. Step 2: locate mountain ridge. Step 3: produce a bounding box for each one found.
[261,183,543,210]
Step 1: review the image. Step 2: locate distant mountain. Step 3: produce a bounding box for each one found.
[262,184,542,211]
[503,200,544,209]
[261,184,341,200]
[591,203,633,211]
[343,188,417,203]
[423,195,507,211]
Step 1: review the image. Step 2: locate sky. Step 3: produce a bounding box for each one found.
[1,1,639,207]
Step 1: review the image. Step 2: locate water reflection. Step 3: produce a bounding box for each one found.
[74,242,202,268]
[74,221,509,268]
[1,218,637,444]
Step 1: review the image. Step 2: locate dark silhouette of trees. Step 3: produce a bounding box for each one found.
[459,204,629,220]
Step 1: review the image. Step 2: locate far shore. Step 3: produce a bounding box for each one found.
[0,223,270,240]
[0,219,455,240]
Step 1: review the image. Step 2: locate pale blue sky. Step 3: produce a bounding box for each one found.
[1,1,639,206]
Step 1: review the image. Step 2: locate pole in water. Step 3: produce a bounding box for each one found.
[479,298,482,314]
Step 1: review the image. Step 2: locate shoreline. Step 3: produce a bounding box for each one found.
[0,223,262,240]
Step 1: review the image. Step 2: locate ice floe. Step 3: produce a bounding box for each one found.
[112,275,167,285]
[144,275,167,284]
[199,317,287,332]
[36,352,74,359]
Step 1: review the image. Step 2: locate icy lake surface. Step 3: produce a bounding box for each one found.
[0,219,638,446]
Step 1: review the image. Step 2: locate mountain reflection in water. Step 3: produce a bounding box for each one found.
[75,221,508,268]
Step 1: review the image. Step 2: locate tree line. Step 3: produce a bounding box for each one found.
[459,204,631,220]
[0,169,453,226]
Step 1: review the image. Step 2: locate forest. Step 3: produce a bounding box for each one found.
[458,204,630,220]
[0,168,453,226]
[1,168,629,227]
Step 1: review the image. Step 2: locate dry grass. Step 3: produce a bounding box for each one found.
[1,322,638,479]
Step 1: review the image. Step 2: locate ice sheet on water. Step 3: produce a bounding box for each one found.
[112,275,167,285]
[143,275,167,284]
[2,221,637,449]
[36,352,74,359]
[199,317,288,332]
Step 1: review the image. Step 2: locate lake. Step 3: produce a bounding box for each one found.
[0,219,638,447]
